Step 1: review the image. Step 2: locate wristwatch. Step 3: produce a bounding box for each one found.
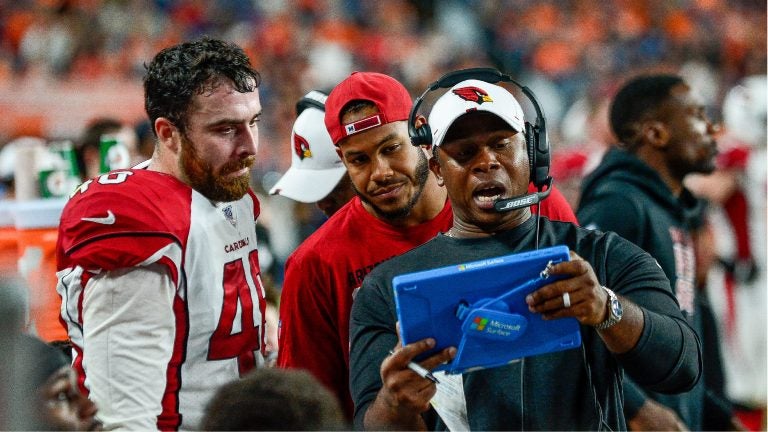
[595,286,623,330]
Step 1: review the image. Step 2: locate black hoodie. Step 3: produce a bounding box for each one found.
[577,147,725,430]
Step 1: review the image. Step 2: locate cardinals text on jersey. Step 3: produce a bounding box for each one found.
[56,169,266,430]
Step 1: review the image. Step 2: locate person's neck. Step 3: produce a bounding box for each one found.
[147,154,175,176]
[446,208,532,238]
[411,175,448,221]
[657,170,684,197]
[634,148,684,197]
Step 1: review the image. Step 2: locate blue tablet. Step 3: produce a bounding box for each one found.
[393,245,582,375]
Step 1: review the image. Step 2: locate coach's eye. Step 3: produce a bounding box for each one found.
[453,146,477,162]
[493,139,511,150]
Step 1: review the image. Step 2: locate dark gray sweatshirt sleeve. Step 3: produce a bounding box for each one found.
[597,232,703,394]
[349,273,399,430]
[616,306,702,393]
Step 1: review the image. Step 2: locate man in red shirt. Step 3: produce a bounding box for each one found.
[277,71,577,418]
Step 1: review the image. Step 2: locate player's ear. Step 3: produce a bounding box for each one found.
[155,117,180,154]
[642,120,670,149]
[429,153,444,186]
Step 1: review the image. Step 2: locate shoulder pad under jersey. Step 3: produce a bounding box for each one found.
[57,169,193,271]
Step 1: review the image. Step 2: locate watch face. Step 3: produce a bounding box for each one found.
[611,299,623,318]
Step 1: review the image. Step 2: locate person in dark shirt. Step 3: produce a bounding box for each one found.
[349,71,702,430]
[578,73,746,431]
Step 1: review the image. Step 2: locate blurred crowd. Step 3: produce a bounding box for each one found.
[1,0,765,259]
[1,0,765,151]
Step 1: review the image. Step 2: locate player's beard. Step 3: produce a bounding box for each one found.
[178,133,255,202]
[355,148,430,222]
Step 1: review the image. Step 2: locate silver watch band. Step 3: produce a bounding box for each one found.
[594,286,621,330]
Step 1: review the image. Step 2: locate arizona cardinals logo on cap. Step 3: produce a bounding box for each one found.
[453,86,493,104]
[293,133,312,160]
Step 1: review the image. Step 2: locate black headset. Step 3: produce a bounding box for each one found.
[408,67,551,190]
[295,90,327,115]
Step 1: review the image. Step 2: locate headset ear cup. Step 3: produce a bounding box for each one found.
[525,122,536,184]
[411,123,432,147]
[535,126,550,187]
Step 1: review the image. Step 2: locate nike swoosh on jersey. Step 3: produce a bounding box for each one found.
[81,210,116,225]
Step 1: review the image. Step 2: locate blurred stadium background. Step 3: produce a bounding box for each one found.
[0,0,764,179]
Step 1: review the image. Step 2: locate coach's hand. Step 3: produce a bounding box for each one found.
[525,251,645,354]
[364,334,456,431]
[525,251,608,326]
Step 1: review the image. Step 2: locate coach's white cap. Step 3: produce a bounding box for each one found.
[428,79,525,147]
[269,105,347,203]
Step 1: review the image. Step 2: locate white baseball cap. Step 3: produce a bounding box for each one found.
[428,79,525,147]
[269,105,346,203]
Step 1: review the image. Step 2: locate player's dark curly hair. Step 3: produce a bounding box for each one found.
[143,37,261,135]
[609,74,684,151]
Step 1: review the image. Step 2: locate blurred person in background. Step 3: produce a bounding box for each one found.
[1,276,99,431]
[578,74,746,431]
[269,90,355,218]
[262,282,281,367]
[686,75,767,430]
[75,117,143,181]
[201,368,347,431]
[549,148,589,210]
[277,71,578,419]
[1,276,29,430]
[55,38,266,430]
[0,139,19,199]
[18,334,101,431]
[74,117,121,180]
[134,119,159,163]
[0,136,49,199]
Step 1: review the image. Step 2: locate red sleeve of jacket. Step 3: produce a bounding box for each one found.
[530,183,579,225]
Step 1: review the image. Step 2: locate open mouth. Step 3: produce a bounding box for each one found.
[474,185,504,208]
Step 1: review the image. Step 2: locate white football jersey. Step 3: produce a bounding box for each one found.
[57,169,265,430]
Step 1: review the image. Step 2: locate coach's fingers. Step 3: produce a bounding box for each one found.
[388,334,456,376]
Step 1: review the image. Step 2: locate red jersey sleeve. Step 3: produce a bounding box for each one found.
[57,170,193,277]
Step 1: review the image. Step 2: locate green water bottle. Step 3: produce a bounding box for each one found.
[99,134,130,173]
[38,140,80,198]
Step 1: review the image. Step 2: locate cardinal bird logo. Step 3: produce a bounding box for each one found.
[453,86,493,104]
[293,133,312,160]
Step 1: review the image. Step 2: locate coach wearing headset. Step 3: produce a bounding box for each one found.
[276,71,577,420]
[348,69,702,430]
